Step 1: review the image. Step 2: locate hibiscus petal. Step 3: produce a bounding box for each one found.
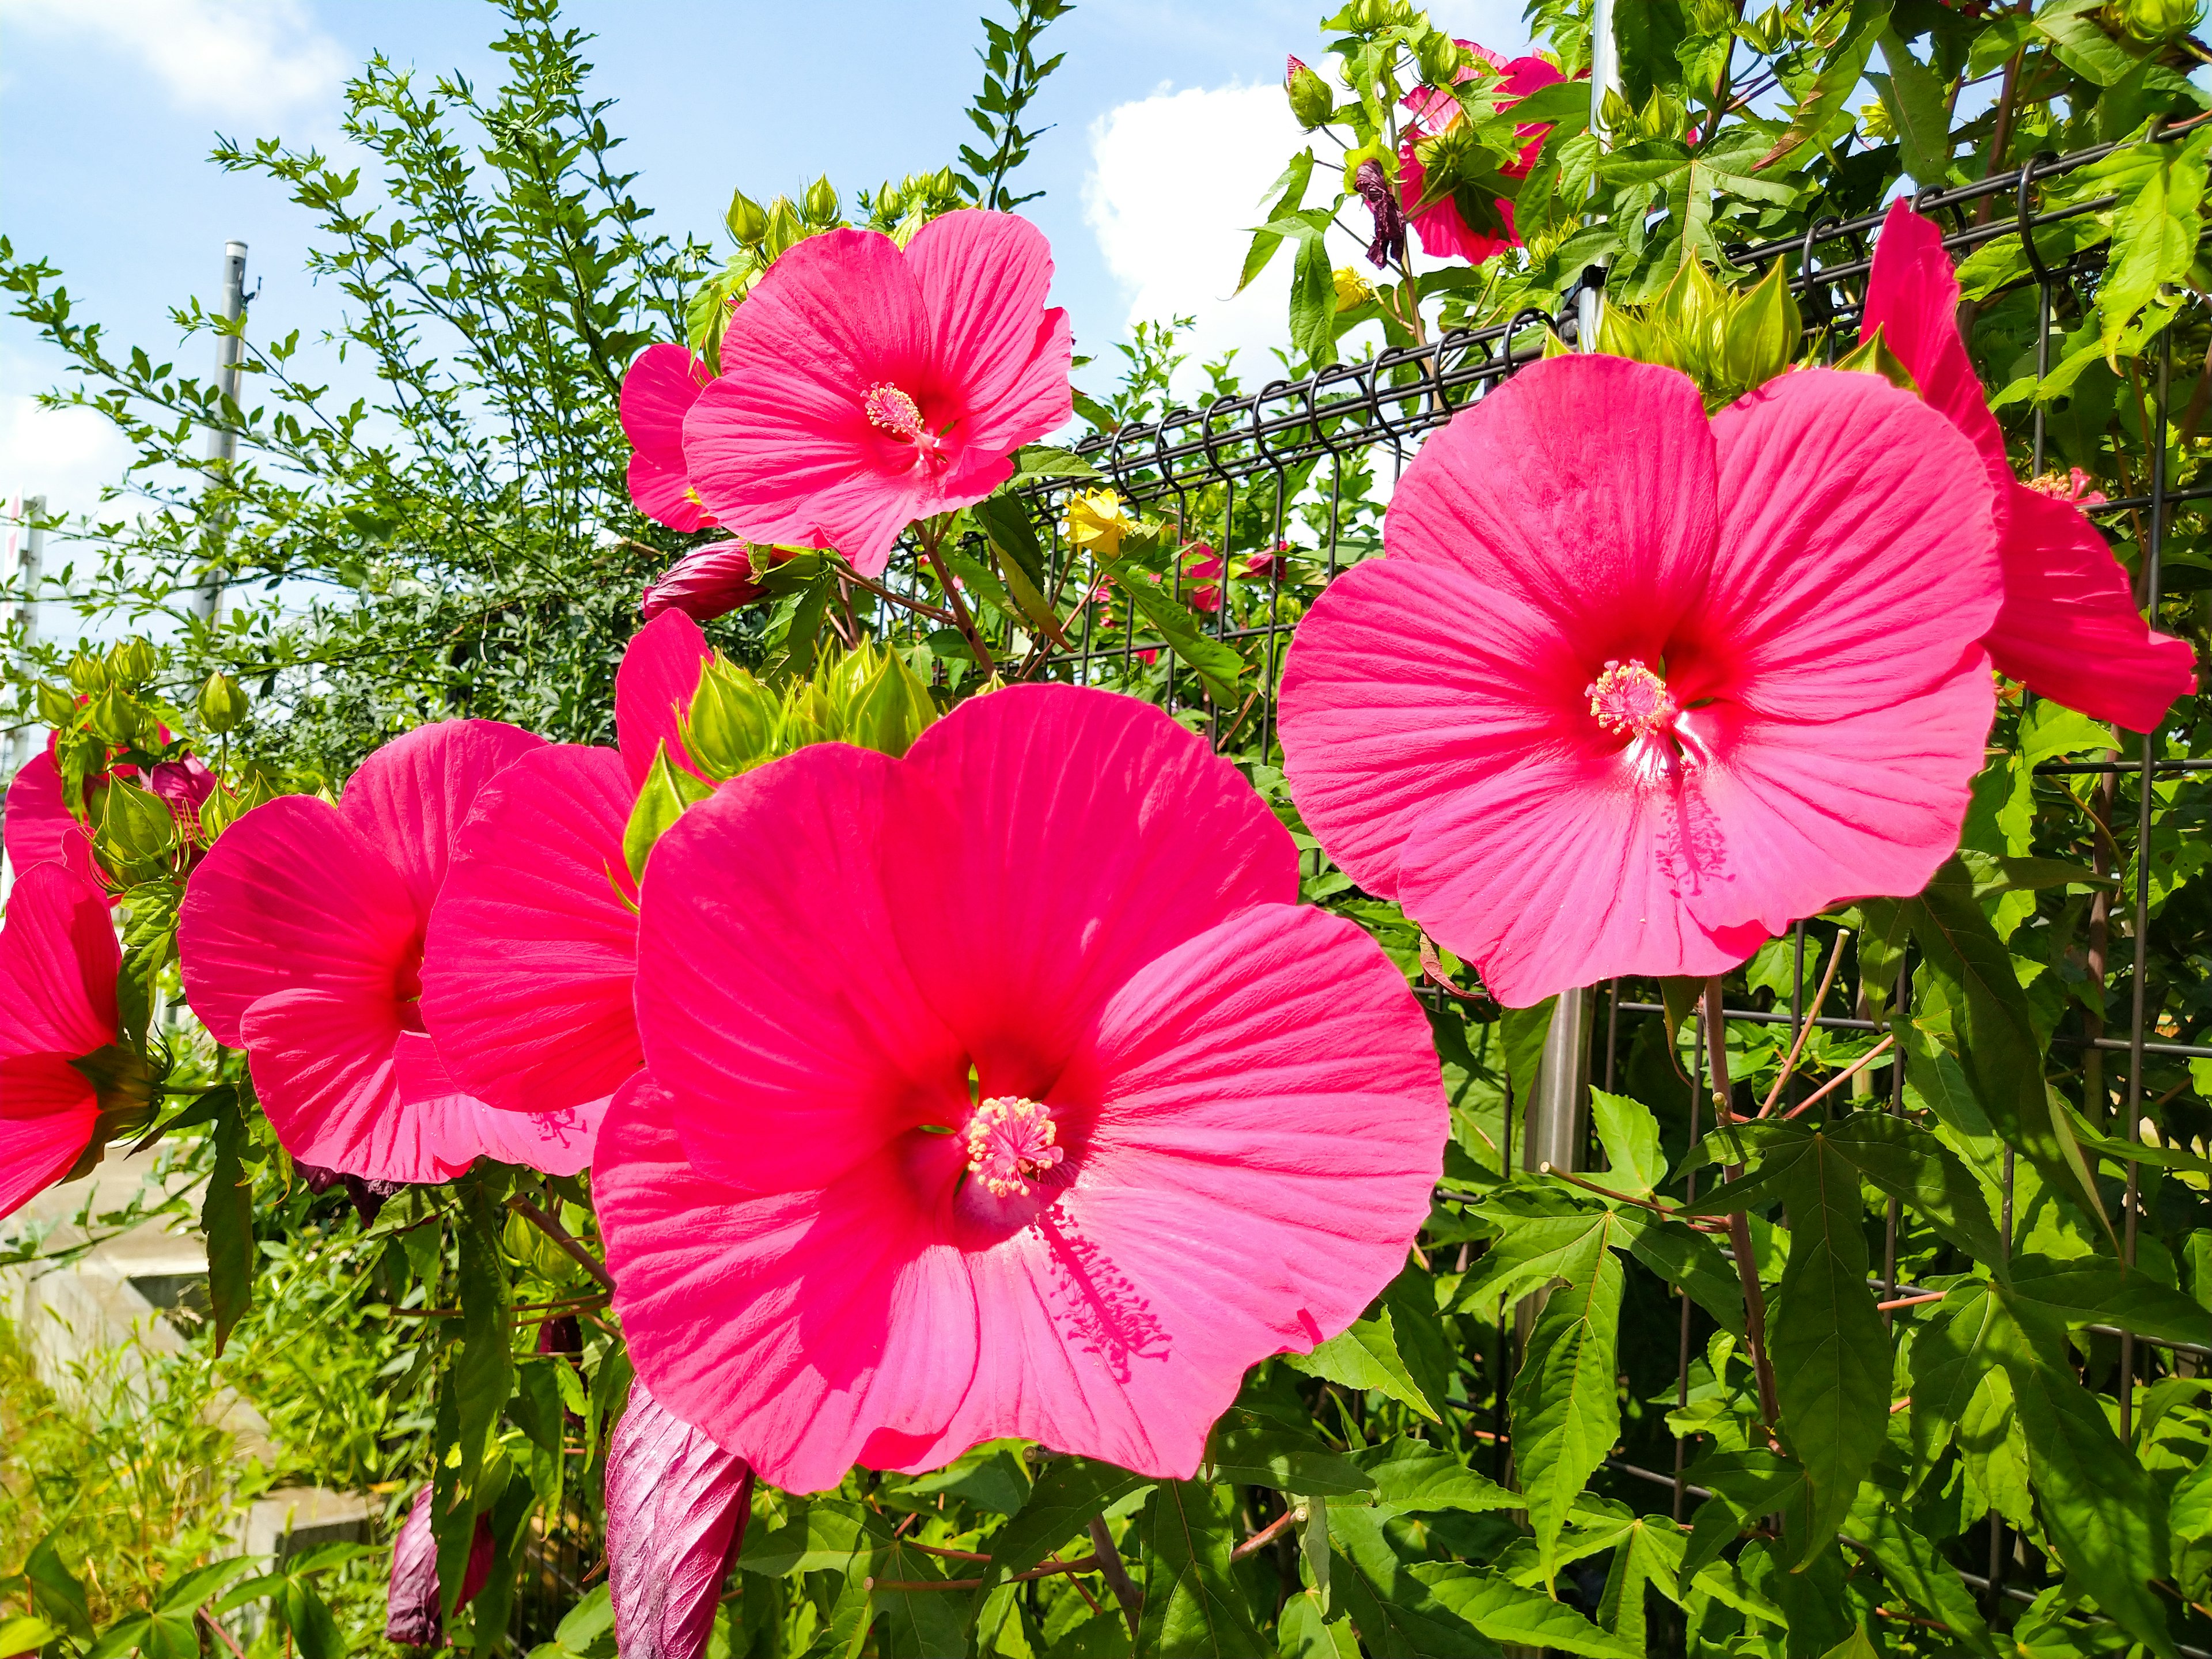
[1700,368,2002,716]
[1677,672,1998,936]
[607,1379,755,1659]
[628,452,717,534]
[0,1053,99,1220]
[635,744,967,1194]
[0,862,119,1057]
[594,1074,981,1494]
[178,798,419,1050]
[240,988,474,1184]
[905,211,1073,454]
[915,903,1446,1479]
[1985,481,2197,732]
[615,610,715,786]
[621,343,711,472]
[2,751,100,892]
[1860,199,2012,497]
[393,1031,607,1177]
[1278,555,1572,899]
[885,684,1300,1100]
[422,744,641,1113]
[641,543,764,623]
[338,719,547,918]
[1384,354,1719,643]
[1392,747,1770,1006]
[384,1488,494,1646]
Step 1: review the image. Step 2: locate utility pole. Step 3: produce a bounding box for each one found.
[6,494,45,777]
[194,240,249,624]
[1575,0,1623,350]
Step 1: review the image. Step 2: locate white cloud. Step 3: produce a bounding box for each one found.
[1084,81,1372,402]
[0,362,137,530]
[0,0,346,125]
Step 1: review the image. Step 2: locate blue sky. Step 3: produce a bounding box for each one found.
[0,0,1533,522]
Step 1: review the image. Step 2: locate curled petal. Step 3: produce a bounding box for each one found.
[607,1380,755,1659]
[384,1488,494,1646]
[641,543,766,624]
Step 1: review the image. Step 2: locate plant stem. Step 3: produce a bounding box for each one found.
[921,522,995,677]
[1706,976,1783,1435]
[1090,1516,1142,1639]
[506,1194,616,1294]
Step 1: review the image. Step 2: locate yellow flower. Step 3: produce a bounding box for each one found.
[1333,266,1376,313]
[1062,490,1138,559]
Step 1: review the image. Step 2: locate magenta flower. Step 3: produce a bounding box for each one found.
[1862,200,2195,732]
[420,613,712,1115]
[2,748,99,891]
[593,684,1445,1492]
[1183,543,1225,613]
[1397,45,1566,266]
[178,720,605,1181]
[1278,354,2003,1007]
[384,1487,494,1647]
[681,211,1073,578]
[624,343,718,534]
[606,1381,754,1659]
[641,542,766,622]
[0,864,119,1219]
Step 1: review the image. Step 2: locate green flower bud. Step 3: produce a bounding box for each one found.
[88,685,147,748]
[764,196,804,257]
[840,645,937,759]
[683,657,779,782]
[97,775,177,862]
[67,653,108,696]
[198,671,248,734]
[1714,262,1801,404]
[2116,0,2202,37]
[775,681,840,752]
[1285,55,1333,129]
[802,175,840,226]
[725,187,770,245]
[35,682,78,728]
[1415,32,1464,89]
[622,743,714,884]
[106,638,157,688]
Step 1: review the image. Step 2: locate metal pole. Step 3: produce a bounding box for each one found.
[7,494,45,777]
[1575,0,1622,349]
[194,240,249,624]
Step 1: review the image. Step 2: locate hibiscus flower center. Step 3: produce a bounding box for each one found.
[964,1096,1065,1199]
[863,382,929,443]
[1584,658,1679,741]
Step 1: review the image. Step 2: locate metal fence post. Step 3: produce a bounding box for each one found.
[194,240,249,624]
[7,493,45,778]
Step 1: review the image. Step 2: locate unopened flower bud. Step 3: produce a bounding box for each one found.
[876,179,907,222]
[35,682,77,727]
[107,638,157,688]
[802,175,840,226]
[2116,0,2202,37]
[1415,33,1464,88]
[198,671,247,734]
[764,196,803,256]
[1285,55,1332,128]
[1062,490,1139,560]
[67,652,107,695]
[725,187,770,245]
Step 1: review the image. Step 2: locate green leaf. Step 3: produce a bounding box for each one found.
[1593,1517,1685,1653]
[0,1616,59,1654]
[1327,1515,1489,1658]
[1134,1481,1265,1658]
[154,1557,255,1612]
[2009,1252,2212,1347]
[24,1537,93,1642]
[981,1457,1152,1591]
[1413,1563,1639,1657]
[1353,1436,1520,1515]
[1009,442,1101,484]
[1844,1496,1997,1657]
[1289,230,1338,368]
[115,880,179,1050]
[1894,859,2110,1240]
[1509,1218,1626,1577]
[1755,1,1888,169]
[452,1179,513,1501]
[1616,1211,1745,1335]
[1872,32,1953,185]
[1206,1408,1373,1497]
[2086,127,2212,357]
[202,1086,256,1355]
[1499,997,1556,1108]
[2035,4,2154,85]
[1282,1303,1439,1421]
[1587,1089,1665,1199]
[1988,1289,2175,1654]
[737,1497,868,1577]
[1097,556,1246,705]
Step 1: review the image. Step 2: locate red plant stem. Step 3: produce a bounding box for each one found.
[1779,1036,1896,1122]
[921,524,995,676]
[1876,1290,1949,1313]
[506,1195,616,1294]
[1231,1505,1303,1562]
[828,554,956,624]
[1756,930,1850,1116]
[1707,976,1783,1437]
[1090,1516,1142,1639]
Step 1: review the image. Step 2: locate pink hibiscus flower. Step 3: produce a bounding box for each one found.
[3,747,99,890]
[593,684,1445,1492]
[681,210,1073,578]
[1397,44,1566,266]
[177,720,605,1181]
[419,612,713,1116]
[384,1487,494,1646]
[1862,200,2196,731]
[624,343,718,533]
[0,863,122,1218]
[1184,543,1225,613]
[1278,353,2003,1007]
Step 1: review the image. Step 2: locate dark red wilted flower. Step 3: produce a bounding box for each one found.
[385,1487,494,1647]
[1352,158,1407,270]
[605,1381,755,1659]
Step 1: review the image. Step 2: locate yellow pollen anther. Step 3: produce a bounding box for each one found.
[1585,658,1678,741]
[964,1096,1064,1199]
